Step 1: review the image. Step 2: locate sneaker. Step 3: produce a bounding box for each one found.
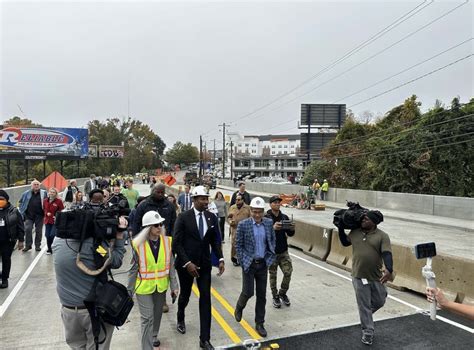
[272,296,281,308]
[361,334,373,345]
[280,293,291,306]
[35,247,41,252]
[46,251,52,255]
[162,303,169,313]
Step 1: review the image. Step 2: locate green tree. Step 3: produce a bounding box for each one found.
[164,142,199,166]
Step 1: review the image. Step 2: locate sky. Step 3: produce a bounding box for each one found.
[1,0,472,150]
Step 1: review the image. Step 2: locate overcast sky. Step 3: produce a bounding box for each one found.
[1,0,472,149]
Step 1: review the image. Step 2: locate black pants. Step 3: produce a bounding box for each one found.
[177,267,212,342]
[0,240,16,280]
[237,261,268,324]
[218,217,225,241]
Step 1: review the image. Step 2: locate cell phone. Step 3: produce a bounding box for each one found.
[414,242,436,259]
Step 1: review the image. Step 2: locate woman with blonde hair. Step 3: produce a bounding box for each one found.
[128,211,179,349]
[43,187,64,255]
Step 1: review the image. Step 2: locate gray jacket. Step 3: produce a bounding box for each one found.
[52,237,126,307]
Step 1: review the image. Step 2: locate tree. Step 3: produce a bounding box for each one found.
[164,142,199,166]
[3,116,42,127]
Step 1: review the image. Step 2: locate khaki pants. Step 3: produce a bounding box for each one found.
[230,227,237,261]
[136,291,166,350]
[60,306,114,350]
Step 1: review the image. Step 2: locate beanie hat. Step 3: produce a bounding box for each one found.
[366,210,383,225]
[0,189,10,201]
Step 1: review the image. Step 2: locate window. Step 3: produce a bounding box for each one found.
[286,159,297,167]
[291,144,295,148]
[242,160,250,167]
[235,160,241,167]
[284,151,287,154]
[271,145,275,148]
[262,159,269,166]
[252,143,257,147]
[284,145,288,148]
[245,143,249,147]
[271,151,275,154]
[252,150,256,153]
[278,145,282,148]
[254,160,261,167]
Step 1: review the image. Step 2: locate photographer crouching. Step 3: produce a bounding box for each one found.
[52,189,129,349]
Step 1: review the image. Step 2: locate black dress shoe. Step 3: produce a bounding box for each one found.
[234,305,243,322]
[177,321,186,334]
[199,340,214,349]
[0,280,8,289]
[256,323,267,337]
[152,339,161,347]
[22,246,32,252]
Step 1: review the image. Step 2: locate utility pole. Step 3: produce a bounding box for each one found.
[230,140,234,181]
[199,135,203,179]
[203,141,207,174]
[218,123,227,178]
[212,139,216,172]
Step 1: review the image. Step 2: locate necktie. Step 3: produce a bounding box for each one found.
[198,212,204,239]
[185,195,189,210]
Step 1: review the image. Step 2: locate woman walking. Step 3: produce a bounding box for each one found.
[214,191,228,243]
[0,189,25,288]
[43,187,64,255]
[167,194,181,216]
[128,211,179,349]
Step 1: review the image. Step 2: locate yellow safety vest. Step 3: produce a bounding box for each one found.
[133,235,172,294]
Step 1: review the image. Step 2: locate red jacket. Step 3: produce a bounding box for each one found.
[43,197,64,225]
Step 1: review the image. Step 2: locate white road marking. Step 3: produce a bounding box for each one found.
[0,247,47,318]
[289,251,474,334]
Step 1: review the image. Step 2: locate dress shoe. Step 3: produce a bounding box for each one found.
[234,305,243,322]
[152,339,161,347]
[162,303,169,313]
[35,246,41,252]
[256,323,267,337]
[22,246,32,252]
[177,321,186,334]
[199,340,214,349]
[0,280,8,289]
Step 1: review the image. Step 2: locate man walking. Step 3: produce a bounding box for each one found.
[172,186,225,350]
[178,185,193,211]
[265,195,295,309]
[227,195,250,266]
[83,174,97,200]
[230,182,251,206]
[336,210,393,346]
[62,179,79,209]
[121,179,140,209]
[18,180,47,252]
[321,179,329,201]
[234,197,275,337]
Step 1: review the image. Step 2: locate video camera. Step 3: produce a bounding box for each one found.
[333,201,368,230]
[55,200,131,242]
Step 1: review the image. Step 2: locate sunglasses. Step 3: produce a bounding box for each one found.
[152,223,164,228]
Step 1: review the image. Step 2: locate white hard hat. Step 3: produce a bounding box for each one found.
[191,185,210,197]
[142,211,165,226]
[250,196,266,209]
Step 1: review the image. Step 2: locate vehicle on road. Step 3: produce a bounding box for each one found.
[184,172,198,186]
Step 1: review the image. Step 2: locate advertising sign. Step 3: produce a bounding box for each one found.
[0,126,88,159]
[88,145,98,158]
[99,145,124,158]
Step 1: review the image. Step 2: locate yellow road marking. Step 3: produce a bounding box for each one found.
[192,284,241,344]
[211,286,262,340]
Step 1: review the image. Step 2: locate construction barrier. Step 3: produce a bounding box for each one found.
[288,220,332,261]
[325,231,353,272]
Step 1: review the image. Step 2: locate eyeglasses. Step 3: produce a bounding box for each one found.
[152,223,163,228]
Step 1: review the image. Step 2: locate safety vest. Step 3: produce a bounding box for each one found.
[133,235,172,295]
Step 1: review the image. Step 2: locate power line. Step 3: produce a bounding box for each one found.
[333,37,473,104]
[236,0,469,126]
[349,54,473,108]
[228,0,432,125]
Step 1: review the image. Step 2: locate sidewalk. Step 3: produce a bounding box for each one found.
[217,184,473,233]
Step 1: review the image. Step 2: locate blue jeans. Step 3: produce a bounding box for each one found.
[45,223,56,252]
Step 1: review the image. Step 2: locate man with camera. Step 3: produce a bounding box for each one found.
[53,189,128,349]
[336,210,393,346]
[265,195,295,309]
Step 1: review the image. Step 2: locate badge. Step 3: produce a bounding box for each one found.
[0,218,5,227]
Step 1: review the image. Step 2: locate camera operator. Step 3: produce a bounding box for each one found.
[52,189,127,349]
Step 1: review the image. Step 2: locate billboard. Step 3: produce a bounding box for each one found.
[300,104,346,128]
[300,133,338,158]
[0,126,88,159]
[99,145,124,158]
[88,145,98,158]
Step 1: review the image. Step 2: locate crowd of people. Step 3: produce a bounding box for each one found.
[1,176,471,350]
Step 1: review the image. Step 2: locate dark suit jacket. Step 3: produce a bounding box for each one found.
[173,209,223,271]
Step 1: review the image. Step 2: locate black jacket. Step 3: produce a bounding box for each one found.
[230,191,251,206]
[265,209,295,254]
[132,196,176,236]
[0,203,25,242]
[172,209,223,271]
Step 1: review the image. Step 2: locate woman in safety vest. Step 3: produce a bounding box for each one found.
[128,210,179,349]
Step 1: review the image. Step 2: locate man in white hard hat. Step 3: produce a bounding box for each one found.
[172,186,225,350]
[234,196,276,338]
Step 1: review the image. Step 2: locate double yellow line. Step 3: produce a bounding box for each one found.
[191,284,261,344]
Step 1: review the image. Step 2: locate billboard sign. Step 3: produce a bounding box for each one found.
[99,145,124,158]
[88,145,98,158]
[0,126,88,159]
[300,104,346,128]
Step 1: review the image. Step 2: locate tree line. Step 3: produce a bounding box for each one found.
[301,96,473,197]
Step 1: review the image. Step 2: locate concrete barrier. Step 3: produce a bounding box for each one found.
[288,220,333,261]
[325,231,353,272]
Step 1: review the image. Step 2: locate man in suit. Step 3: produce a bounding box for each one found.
[177,184,193,211]
[234,196,276,337]
[83,174,97,200]
[172,185,225,350]
[230,182,251,206]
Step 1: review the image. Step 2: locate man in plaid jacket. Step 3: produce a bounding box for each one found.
[234,197,276,337]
